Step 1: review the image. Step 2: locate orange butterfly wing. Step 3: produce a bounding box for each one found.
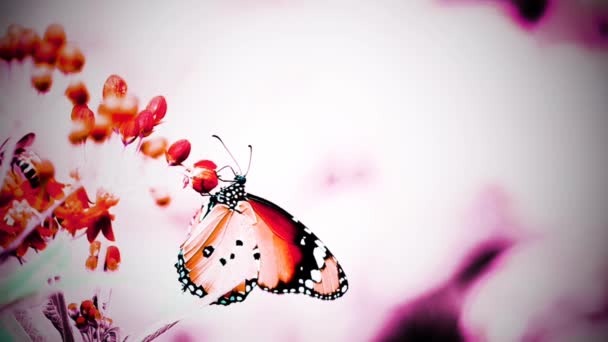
[176,202,259,305]
[248,194,349,300]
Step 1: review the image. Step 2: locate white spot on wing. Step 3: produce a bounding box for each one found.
[310,269,322,283]
[305,279,314,289]
[313,247,326,269]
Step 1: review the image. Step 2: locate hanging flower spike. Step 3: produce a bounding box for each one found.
[146,95,167,124]
[102,74,128,99]
[104,245,121,271]
[191,160,218,194]
[65,81,89,106]
[140,137,168,159]
[165,139,191,166]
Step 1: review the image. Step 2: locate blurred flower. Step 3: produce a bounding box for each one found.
[43,23,66,48]
[33,40,58,65]
[31,65,53,93]
[67,303,79,319]
[98,94,139,128]
[140,137,168,159]
[150,187,171,207]
[65,81,90,106]
[56,44,85,74]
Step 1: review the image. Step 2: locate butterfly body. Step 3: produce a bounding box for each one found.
[176,172,349,306]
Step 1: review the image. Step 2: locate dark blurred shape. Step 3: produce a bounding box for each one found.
[378,304,464,342]
[375,239,512,342]
[512,0,549,23]
[454,240,510,288]
[599,19,608,38]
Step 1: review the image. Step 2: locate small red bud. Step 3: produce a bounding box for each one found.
[135,110,155,137]
[102,74,128,99]
[165,139,191,166]
[146,95,167,124]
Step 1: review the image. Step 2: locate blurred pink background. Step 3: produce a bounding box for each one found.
[1,0,608,341]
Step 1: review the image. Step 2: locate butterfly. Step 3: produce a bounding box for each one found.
[175,136,349,306]
[0,132,42,188]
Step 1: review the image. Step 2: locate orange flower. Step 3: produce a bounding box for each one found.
[53,187,90,236]
[82,190,118,243]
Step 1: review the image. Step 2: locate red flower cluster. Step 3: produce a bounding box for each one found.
[69,74,168,148]
[0,23,85,93]
[68,298,116,341]
[165,139,219,195]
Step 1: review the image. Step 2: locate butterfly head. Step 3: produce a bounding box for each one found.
[234,174,246,185]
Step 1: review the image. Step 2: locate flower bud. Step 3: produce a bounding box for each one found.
[102,74,127,99]
[135,110,155,137]
[104,245,121,272]
[146,95,167,123]
[165,139,191,166]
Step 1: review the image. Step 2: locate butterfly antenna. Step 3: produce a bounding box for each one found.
[244,144,253,176]
[212,135,242,174]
